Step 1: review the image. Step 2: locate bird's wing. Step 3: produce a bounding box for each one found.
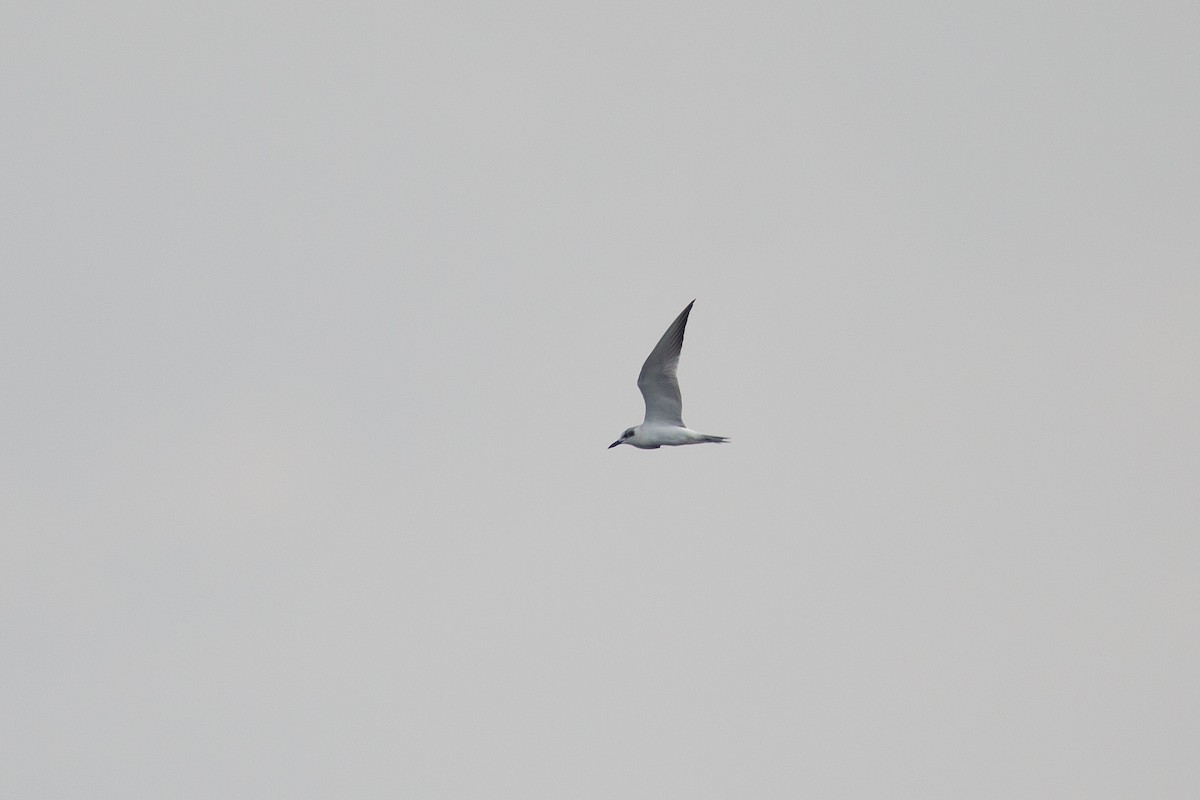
[637,300,694,426]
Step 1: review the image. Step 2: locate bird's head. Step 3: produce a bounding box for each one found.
[608,426,638,449]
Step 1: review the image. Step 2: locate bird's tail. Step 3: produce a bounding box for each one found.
[701,435,730,444]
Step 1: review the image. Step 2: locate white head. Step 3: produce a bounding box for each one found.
[608,425,639,448]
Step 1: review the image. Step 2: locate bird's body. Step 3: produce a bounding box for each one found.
[616,423,728,449]
[609,300,729,450]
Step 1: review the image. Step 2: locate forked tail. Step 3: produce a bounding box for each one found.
[701,434,730,444]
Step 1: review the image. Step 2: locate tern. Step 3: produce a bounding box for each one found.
[609,300,729,450]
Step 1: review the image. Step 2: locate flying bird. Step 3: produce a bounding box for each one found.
[609,300,729,450]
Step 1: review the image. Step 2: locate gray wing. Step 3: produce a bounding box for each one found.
[637,300,694,426]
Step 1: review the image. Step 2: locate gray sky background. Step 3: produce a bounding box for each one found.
[3,2,1198,797]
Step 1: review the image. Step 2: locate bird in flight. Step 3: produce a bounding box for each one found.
[609,300,729,450]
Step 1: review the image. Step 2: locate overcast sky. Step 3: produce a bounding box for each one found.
[3,2,1198,798]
